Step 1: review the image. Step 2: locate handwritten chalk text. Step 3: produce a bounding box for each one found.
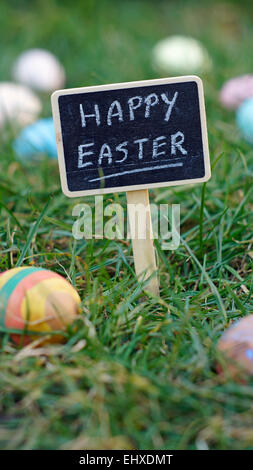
[77,132,187,169]
[79,91,178,127]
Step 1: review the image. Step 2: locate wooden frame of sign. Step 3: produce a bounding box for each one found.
[52,76,211,295]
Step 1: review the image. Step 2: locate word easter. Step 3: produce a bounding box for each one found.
[77,131,187,170]
[52,77,210,197]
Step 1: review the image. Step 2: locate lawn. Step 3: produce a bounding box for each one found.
[0,0,253,450]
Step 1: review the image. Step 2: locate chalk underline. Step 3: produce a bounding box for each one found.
[89,162,183,182]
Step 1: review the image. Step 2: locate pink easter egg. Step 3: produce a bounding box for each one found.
[220,75,253,110]
[217,315,253,377]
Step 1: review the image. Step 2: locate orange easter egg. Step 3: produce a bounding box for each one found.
[0,267,81,345]
[217,315,253,377]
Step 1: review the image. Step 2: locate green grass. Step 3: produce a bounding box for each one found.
[0,0,253,450]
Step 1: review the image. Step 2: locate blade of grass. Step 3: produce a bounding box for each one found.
[180,235,227,321]
[0,202,25,233]
[16,198,51,267]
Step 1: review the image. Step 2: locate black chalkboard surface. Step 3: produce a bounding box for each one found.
[52,76,210,197]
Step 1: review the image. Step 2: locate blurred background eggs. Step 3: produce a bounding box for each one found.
[236,97,253,145]
[220,75,253,110]
[152,35,212,75]
[13,117,57,160]
[0,82,41,129]
[217,315,253,377]
[0,267,81,345]
[12,48,65,92]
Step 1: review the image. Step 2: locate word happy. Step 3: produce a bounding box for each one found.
[77,90,188,171]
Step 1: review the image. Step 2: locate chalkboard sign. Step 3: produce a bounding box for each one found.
[52,76,210,197]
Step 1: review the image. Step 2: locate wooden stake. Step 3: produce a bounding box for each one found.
[126,189,159,295]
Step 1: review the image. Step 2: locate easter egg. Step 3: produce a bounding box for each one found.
[13,49,65,93]
[220,75,253,110]
[13,118,57,160]
[0,82,41,129]
[0,267,81,345]
[152,35,212,75]
[217,315,253,377]
[236,98,253,145]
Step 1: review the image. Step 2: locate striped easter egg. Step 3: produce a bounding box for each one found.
[0,267,81,345]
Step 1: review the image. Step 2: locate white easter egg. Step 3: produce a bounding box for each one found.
[13,49,65,92]
[0,82,41,129]
[152,36,212,75]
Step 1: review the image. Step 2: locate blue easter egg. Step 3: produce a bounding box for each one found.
[236,98,253,145]
[13,117,57,159]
